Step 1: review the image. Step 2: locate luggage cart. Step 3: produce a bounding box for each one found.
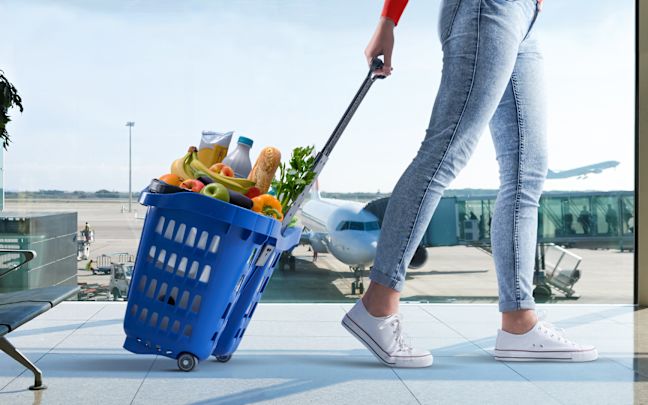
[123,59,385,371]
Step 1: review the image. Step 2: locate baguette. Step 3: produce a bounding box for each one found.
[248,147,281,194]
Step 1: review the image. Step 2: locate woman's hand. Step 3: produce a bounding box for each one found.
[538,0,544,11]
[365,17,395,77]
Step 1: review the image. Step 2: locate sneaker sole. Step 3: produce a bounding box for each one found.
[493,348,599,362]
[341,314,433,368]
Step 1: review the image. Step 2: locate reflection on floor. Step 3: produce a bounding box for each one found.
[0,302,645,404]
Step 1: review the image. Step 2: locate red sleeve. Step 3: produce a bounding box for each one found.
[381,0,409,26]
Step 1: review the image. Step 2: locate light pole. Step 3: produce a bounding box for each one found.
[126,121,135,213]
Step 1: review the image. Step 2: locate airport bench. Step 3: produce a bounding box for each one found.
[0,249,79,390]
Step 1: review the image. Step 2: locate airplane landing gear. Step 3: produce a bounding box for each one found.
[350,266,365,295]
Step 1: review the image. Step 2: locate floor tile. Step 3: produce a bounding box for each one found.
[505,358,636,404]
[133,352,417,405]
[0,353,153,405]
[394,356,562,405]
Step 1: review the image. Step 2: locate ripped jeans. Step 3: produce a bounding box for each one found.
[370,0,546,312]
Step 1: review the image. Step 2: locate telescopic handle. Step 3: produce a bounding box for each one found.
[281,58,384,231]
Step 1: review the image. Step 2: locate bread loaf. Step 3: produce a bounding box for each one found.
[247,147,281,194]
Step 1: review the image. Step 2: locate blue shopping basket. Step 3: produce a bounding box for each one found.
[123,57,384,371]
[123,189,301,371]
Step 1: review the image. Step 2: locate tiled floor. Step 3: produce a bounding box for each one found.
[0,303,645,405]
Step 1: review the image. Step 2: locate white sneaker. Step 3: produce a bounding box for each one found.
[341,300,433,368]
[494,320,598,362]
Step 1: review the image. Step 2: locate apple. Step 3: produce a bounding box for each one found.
[209,163,225,173]
[220,166,234,177]
[209,163,234,177]
[179,179,204,192]
[200,182,230,202]
[245,186,261,199]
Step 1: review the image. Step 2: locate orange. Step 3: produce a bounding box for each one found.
[159,173,183,186]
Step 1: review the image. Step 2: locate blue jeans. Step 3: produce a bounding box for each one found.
[369,0,546,313]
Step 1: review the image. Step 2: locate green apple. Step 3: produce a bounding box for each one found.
[201,182,230,203]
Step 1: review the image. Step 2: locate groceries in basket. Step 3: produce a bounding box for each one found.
[156,139,315,224]
[196,130,233,167]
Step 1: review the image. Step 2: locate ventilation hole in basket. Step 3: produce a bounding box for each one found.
[166,253,177,273]
[174,223,187,244]
[248,302,258,318]
[159,316,169,331]
[165,350,173,355]
[185,227,197,247]
[155,216,165,234]
[130,304,139,317]
[234,328,241,339]
[211,332,218,342]
[149,312,159,327]
[146,279,158,299]
[199,265,211,284]
[147,246,156,263]
[156,249,166,269]
[247,248,258,264]
[259,276,270,293]
[157,283,168,302]
[240,328,246,339]
[270,253,281,268]
[155,345,161,352]
[235,274,246,293]
[188,261,199,280]
[221,302,232,319]
[183,324,193,337]
[137,275,148,292]
[240,228,252,241]
[179,291,190,310]
[176,257,188,277]
[191,295,202,313]
[171,320,180,334]
[208,235,221,253]
[197,231,209,250]
[168,287,178,306]
[139,308,148,322]
[164,219,176,240]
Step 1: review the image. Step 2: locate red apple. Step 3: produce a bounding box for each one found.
[245,186,261,199]
[179,179,204,192]
[220,166,235,177]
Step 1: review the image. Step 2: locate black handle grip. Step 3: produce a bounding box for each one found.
[371,57,384,71]
[370,57,386,80]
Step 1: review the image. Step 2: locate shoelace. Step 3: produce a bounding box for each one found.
[377,313,413,352]
[538,320,576,346]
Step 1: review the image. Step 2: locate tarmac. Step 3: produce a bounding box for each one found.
[4,199,634,304]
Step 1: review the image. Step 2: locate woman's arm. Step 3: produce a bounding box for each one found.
[365,0,408,76]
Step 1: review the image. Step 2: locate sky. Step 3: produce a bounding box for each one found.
[0,0,635,193]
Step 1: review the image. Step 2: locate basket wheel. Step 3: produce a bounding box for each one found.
[351,282,356,295]
[359,282,365,294]
[216,355,232,363]
[177,352,198,372]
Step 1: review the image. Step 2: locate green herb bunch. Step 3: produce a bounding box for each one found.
[271,145,317,214]
[0,71,23,150]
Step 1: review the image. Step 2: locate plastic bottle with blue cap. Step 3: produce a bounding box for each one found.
[222,136,254,178]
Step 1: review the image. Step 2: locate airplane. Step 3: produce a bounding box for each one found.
[547,160,620,180]
[298,183,428,295]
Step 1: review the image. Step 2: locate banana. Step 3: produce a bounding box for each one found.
[170,148,196,180]
[189,153,256,193]
[182,147,198,179]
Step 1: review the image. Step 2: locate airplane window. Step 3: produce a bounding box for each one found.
[349,222,364,231]
[365,221,380,231]
[336,221,350,231]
